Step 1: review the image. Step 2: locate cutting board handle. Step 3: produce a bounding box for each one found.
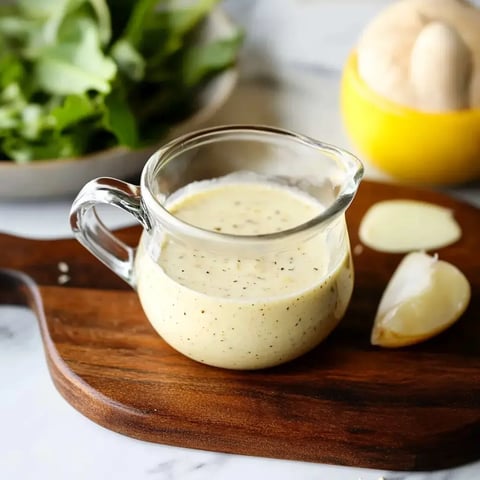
[0,268,46,334]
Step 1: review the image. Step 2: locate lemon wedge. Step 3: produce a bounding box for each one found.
[371,251,471,347]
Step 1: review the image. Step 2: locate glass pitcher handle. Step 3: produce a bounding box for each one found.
[70,177,151,287]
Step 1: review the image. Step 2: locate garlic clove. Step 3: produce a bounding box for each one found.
[410,22,472,112]
[408,0,480,109]
[358,200,462,253]
[356,0,480,111]
[371,252,471,347]
[357,2,425,108]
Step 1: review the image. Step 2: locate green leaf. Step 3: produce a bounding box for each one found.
[123,0,219,61]
[18,104,55,139]
[123,0,161,48]
[102,88,138,147]
[0,14,44,57]
[165,0,219,37]
[0,0,241,161]
[0,83,26,109]
[35,16,117,95]
[0,84,27,133]
[0,109,20,132]
[18,0,81,19]
[0,15,33,39]
[88,0,111,45]
[111,39,145,81]
[17,0,111,49]
[51,94,98,130]
[0,52,24,89]
[182,31,242,87]
[2,131,84,163]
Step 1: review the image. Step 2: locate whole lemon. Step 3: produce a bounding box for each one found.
[341,54,480,185]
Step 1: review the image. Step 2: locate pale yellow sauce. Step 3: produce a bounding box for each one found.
[135,181,353,369]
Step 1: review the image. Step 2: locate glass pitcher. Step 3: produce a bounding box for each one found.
[70,125,363,370]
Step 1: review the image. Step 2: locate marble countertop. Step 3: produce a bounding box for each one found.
[1,1,479,479]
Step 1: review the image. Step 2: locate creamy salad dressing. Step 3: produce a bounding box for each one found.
[135,180,353,369]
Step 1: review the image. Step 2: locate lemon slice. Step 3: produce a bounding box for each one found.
[359,199,461,253]
[371,251,471,347]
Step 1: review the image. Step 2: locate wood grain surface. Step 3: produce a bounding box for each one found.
[1,180,479,471]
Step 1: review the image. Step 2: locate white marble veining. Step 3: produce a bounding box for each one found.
[1,1,479,479]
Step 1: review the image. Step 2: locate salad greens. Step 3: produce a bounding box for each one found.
[0,0,242,163]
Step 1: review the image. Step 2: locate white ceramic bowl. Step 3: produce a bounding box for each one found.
[0,9,238,199]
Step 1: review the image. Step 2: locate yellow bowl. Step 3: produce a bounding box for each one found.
[341,53,480,185]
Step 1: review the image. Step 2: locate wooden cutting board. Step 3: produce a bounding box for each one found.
[1,180,479,471]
